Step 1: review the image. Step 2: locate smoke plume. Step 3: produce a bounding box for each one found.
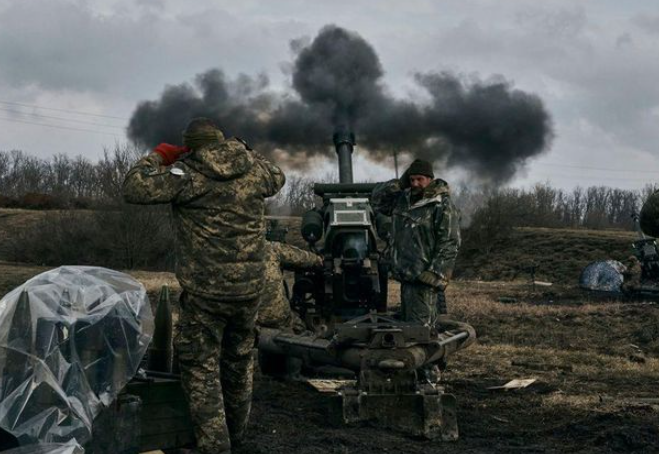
[128,25,553,182]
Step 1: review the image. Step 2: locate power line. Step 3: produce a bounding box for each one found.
[533,172,654,182]
[0,100,129,121]
[0,116,124,137]
[536,162,659,174]
[0,107,126,129]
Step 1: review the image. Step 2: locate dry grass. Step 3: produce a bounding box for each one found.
[128,270,180,293]
[0,208,48,228]
[0,261,657,451]
[0,261,179,296]
[0,209,640,285]
[457,225,637,283]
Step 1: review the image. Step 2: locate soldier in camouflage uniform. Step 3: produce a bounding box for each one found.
[372,159,461,325]
[258,222,322,333]
[622,255,643,293]
[641,189,659,238]
[123,118,285,454]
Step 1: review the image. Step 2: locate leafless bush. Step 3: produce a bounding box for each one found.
[92,204,175,269]
[461,190,521,257]
[0,144,145,207]
[267,174,322,215]
[5,205,174,270]
[2,143,173,270]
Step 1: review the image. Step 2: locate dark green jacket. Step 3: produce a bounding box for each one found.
[123,139,285,301]
[258,241,320,329]
[372,178,461,284]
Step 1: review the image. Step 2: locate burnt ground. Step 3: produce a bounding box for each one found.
[0,263,658,453]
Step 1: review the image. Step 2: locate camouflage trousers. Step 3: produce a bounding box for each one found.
[401,283,449,382]
[436,288,448,315]
[175,291,259,454]
[401,282,439,325]
[258,299,306,334]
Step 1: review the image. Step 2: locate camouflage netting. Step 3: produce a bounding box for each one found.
[0,266,153,446]
[579,260,626,293]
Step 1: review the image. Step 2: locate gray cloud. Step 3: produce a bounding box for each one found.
[0,1,161,92]
[633,14,659,35]
[0,0,304,98]
[0,0,658,191]
[412,5,659,160]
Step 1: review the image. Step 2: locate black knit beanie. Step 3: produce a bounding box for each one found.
[406,159,434,178]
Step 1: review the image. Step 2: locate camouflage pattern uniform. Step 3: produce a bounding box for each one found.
[258,241,321,333]
[372,178,460,325]
[123,136,285,454]
[622,255,643,293]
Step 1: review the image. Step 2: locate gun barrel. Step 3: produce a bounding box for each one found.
[333,130,355,184]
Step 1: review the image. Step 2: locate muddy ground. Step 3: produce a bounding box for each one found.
[240,281,659,454]
[1,263,658,453]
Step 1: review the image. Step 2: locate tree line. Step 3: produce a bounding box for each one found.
[0,147,139,208]
[1,146,654,231]
[453,183,657,232]
[1,146,656,271]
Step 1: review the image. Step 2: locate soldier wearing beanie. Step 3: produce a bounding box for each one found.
[372,159,461,380]
[123,117,285,454]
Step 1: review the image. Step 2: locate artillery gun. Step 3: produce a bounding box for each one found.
[258,129,476,439]
[0,133,476,452]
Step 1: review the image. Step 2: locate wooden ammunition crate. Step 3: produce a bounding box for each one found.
[125,377,195,452]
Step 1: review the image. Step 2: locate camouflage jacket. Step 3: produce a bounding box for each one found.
[640,189,659,237]
[371,178,461,285]
[123,139,285,301]
[258,241,320,329]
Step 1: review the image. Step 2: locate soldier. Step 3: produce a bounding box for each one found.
[372,159,461,325]
[640,189,659,238]
[622,255,643,293]
[258,220,322,333]
[123,118,285,454]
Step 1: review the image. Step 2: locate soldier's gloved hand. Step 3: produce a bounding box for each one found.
[417,271,447,289]
[153,143,190,166]
[315,255,324,268]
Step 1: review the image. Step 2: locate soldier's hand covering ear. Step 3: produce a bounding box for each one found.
[417,271,447,290]
[153,143,190,166]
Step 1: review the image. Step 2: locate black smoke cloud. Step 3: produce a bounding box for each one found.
[292,25,383,129]
[128,25,553,182]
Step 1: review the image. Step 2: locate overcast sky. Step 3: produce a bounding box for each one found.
[0,0,658,190]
